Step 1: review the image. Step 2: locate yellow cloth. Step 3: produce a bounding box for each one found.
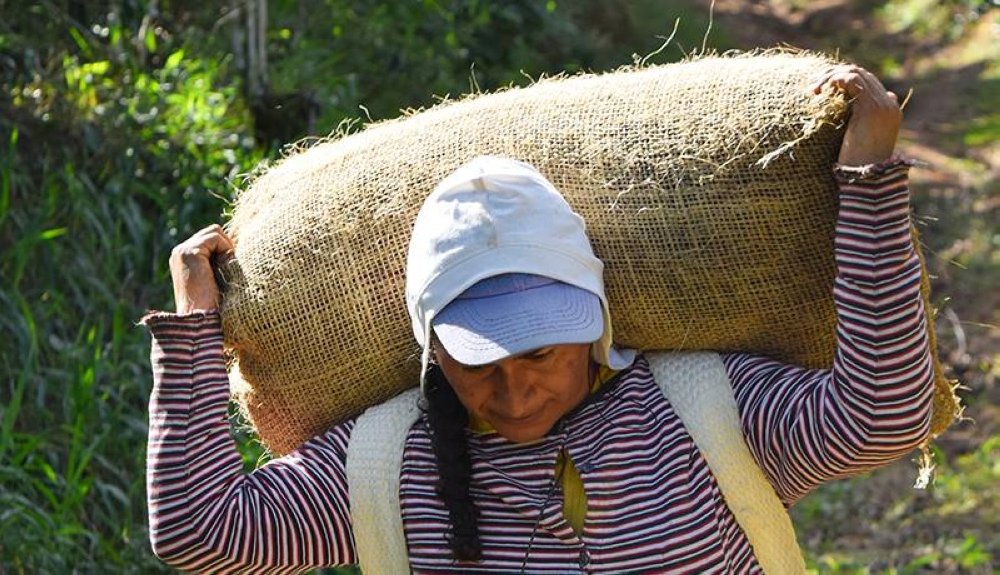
[469,365,617,536]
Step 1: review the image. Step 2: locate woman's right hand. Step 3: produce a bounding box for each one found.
[169,224,234,314]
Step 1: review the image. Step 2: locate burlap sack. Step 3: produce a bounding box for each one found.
[221,51,959,455]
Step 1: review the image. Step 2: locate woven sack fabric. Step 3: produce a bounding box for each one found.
[220,51,959,455]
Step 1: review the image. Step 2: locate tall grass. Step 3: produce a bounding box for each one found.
[0,17,255,569]
[0,129,173,570]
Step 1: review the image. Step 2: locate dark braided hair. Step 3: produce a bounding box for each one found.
[421,364,482,562]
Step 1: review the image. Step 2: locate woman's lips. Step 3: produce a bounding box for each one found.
[488,410,544,425]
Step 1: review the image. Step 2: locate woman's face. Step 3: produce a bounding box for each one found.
[435,342,594,443]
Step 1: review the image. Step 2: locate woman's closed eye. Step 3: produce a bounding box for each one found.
[521,347,554,362]
[456,361,496,378]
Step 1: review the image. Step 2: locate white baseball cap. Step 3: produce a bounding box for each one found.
[405,156,634,383]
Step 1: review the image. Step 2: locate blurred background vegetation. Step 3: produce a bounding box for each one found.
[0,0,996,573]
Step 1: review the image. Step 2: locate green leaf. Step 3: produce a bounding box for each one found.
[0,127,14,228]
[67,27,91,57]
[165,50,185,71]
[39,228,68,241]
[82,60,110,76]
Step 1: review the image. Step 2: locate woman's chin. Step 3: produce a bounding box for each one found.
[490,416,555,444]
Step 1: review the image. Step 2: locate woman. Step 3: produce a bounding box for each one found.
[145,66,932,573]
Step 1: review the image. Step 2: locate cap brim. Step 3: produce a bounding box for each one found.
[432,282,604,366]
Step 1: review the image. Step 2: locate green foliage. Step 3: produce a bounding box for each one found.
[796,434,1000,572]
[930,436,1000,523]
[878,0,997,42]
[262,0,723,134]
[1,1,256,571]
[964,113,1000,147]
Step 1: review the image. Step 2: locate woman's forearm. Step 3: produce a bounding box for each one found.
[144,311,357,572]
[728,160,934,504]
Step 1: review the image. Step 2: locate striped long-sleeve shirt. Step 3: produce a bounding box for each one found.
[144,161,934,573]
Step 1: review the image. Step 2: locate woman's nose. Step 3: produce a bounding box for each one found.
[491,369,535,415]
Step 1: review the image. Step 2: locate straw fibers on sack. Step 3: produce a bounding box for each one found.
[220,51,960,455]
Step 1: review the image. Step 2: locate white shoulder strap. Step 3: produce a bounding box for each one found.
[345,387,421,575]
[646,351,806,575]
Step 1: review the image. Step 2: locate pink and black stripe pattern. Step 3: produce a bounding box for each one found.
[401,358,762,573]
[145,316,358,572]
[144,161,932,573]
[728,162,933,506]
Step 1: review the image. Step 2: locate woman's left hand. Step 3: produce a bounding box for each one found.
[810,65,902,166]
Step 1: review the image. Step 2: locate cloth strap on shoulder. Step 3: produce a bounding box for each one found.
[346,387,422,575]
[646,351,806,574]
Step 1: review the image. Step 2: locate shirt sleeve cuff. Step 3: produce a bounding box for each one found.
[833,157,920,183]
[139,309,221,328]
